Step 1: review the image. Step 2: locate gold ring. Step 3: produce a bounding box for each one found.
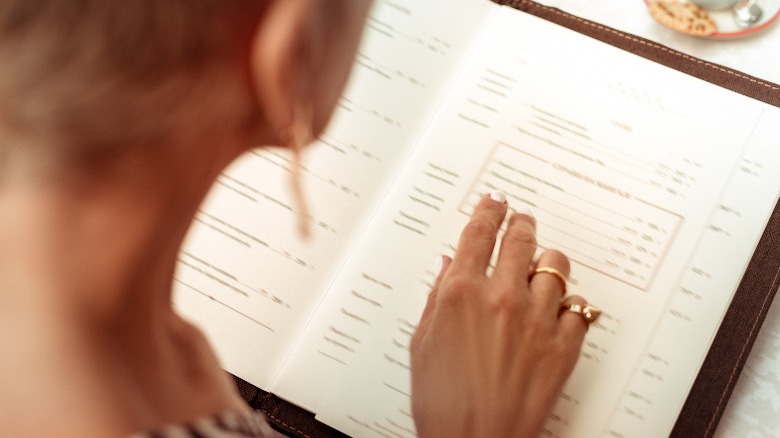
[559,303,602,326]
[531,267,568,296]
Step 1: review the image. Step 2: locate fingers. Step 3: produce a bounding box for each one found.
[529,250,570,313]
[557,295,590,348]
[492,210,537,286]
[547,294,590,388]
[449,192,508,275]
[443,192,595,348]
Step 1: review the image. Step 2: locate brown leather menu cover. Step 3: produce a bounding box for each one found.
[234,2,780,437]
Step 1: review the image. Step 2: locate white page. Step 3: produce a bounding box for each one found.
[268,0,499,409]
[302,7,780,438]
[172,0,497,389]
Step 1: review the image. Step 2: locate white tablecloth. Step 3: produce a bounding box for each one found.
[534,0,780,83]
[532,1,780,435]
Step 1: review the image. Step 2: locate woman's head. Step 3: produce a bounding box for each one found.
[0,0,371,177]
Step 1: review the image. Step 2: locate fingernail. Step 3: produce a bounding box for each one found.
[489,190,507,204]
[515,204,534,217]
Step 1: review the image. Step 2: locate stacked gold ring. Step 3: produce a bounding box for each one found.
[559,302,602,326]
[531,266,568,296]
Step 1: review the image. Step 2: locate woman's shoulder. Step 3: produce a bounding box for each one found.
[128,409,283,438]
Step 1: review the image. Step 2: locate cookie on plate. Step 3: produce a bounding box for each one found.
[648,0,717,36]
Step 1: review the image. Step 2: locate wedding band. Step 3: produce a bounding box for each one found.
[559,303,602,326]
[531,267,567,295]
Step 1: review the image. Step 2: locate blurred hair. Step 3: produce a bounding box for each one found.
[0,0,267,167]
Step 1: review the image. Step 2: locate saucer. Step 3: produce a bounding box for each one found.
[644,0,780,39]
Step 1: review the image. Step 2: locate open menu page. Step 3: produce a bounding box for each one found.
[172,0,496,390]
[272,6,780,438]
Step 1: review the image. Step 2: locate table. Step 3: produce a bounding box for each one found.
[533,0,780,84]
[533,1,780,435]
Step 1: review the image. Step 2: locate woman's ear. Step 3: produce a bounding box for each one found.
[248,0,317,145]
[248,0,372,145]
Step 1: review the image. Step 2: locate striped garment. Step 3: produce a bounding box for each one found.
[129,410,283,438]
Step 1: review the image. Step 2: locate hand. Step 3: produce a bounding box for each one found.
[410,192,590,437]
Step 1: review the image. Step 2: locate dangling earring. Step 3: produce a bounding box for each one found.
[286,101,314,238]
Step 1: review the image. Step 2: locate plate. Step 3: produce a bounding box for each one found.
[644,0,780,39]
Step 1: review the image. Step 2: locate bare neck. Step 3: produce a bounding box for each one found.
[0,147,247,436]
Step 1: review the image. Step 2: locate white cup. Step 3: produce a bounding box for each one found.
[689,0,740,10]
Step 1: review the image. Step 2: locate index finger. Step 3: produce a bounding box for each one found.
[492,210,537,287]
[449,191,508,275]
